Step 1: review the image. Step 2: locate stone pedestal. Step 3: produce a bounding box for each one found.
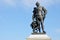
[26,34,51,40]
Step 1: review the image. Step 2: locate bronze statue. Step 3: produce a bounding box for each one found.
[31,2,47,34]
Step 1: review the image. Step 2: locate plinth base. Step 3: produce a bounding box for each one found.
[26,34,51,40]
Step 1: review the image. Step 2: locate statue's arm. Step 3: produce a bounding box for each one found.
[32,9,35,21]
[32,7,37,21]
[42,7,47,15]
[42,7,47,20]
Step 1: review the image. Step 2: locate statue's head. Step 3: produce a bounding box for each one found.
[36,2,40,7]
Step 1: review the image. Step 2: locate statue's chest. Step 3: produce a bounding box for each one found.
[38,7,42,11]
[37,7,43,16]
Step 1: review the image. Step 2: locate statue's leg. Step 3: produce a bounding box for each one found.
[41,20,46,33]
[38,25,40,33]
[33,29,35,33]
[41,20,44,31]
[38,21,40,33]
[36,18,41,33]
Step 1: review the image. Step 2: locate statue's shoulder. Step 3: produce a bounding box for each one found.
[34,7,37,9]
[42,6,47,10]
[33,7,38,11]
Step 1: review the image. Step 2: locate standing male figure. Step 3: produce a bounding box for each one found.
[32,2,47,33]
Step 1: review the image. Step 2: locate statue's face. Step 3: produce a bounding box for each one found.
[36,2,40,7]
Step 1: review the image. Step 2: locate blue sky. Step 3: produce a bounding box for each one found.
[0,0,60,40]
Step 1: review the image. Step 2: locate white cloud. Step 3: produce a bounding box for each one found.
[21,0,60,8]
[0,0,60,7]
[4,0,16,7]
[0,0,16,6]
[55,29,60,33]
[21,0,34,8]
